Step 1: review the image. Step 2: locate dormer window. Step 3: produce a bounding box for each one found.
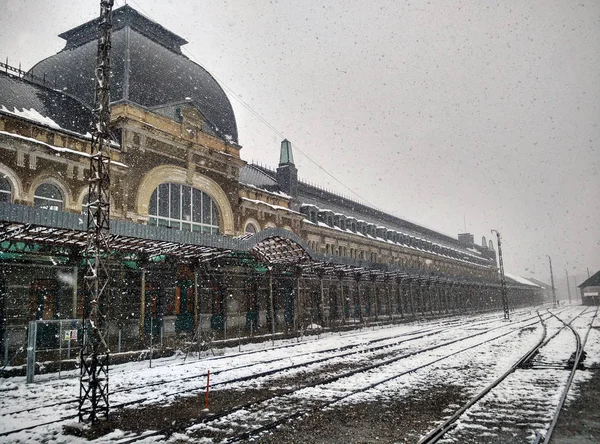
[367,224,376,237]
[346,217,357,233]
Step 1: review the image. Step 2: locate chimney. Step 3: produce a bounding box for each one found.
[457,233,474,247]
[276,139,298,198]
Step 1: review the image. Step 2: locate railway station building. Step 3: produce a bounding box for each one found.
[0,5,543,360]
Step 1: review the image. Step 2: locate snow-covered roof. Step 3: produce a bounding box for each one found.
[504,273,540,287]
[0,70,93,135]
[240,197,302,216]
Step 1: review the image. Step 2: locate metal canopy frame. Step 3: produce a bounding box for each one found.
[0,203,537,291]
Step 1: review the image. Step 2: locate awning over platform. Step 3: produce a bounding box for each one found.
[0,202,536,289]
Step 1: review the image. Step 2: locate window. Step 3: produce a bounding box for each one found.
[245,222,258,234]
[81,192,99,215]
[0,177,11,203]
[81,192,100,226]
[149,183,220,234]
[34,183,63,211]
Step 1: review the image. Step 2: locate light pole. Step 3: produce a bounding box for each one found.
[491,230,509,320]
[546,255,557,308]
[565,269,572,305]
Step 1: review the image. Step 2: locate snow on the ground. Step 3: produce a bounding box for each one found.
[0,306,594,443]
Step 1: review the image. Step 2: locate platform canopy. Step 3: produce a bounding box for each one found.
[0,202,530,288]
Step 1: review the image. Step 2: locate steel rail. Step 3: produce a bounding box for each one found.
[0,318,506,436]
[418,306,589,444]
[0,321,455,420]
[1,311,510,421]
[417,311,547,444]
[0,311,543,439]
[536,306,599,444]
[223,317,546,444]
[115,314,548,443]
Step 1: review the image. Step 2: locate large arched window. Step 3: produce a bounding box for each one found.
[34,183,63,211]
[148,183,220,234]
[0,177,11,203]
[82,192,95,212]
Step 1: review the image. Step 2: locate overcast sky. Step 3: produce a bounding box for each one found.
[1,0,598,291]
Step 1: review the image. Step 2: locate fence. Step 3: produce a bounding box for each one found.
[26,319,82,383]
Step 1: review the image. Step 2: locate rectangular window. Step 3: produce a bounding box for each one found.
[182,186,191,222]
[171,184,181,220]
[202,193,211,224]
[211,200,219,227]
[192,188,202,223]
[149,192,157,216]
[158,183,169,217]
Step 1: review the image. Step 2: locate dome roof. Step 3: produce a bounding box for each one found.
[29,5,238,144]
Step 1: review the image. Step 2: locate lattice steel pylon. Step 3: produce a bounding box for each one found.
[79,0,114,423]
[491,230,510,320]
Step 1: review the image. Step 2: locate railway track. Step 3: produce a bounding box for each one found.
[110,311,549,443]
[0,316,479,419]
[0,308,559,442]
[0,310,524,437]
[418,306,597,444]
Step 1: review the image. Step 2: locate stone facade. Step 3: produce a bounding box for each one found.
[0,5,543,362]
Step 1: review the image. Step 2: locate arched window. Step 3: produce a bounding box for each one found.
[34,183,63,211]
[245,222,258,234]
[148,183,220,234]
[81,192,97,214]
[0,177,11,203]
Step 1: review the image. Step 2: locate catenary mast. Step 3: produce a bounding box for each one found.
[79,0,114,423]
[491,230,509,320]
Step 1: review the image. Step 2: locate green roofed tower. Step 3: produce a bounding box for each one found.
[276,139,298,198]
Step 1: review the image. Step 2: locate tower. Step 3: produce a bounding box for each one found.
[276,139,298,198]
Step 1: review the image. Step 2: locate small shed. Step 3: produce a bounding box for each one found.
[579,270,600,305]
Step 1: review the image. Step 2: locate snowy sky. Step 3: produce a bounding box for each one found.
[0,0,598,289]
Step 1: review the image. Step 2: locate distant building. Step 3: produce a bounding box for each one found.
[526,278,554,303]
[0,5,542,358]
[579,271,600,305]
